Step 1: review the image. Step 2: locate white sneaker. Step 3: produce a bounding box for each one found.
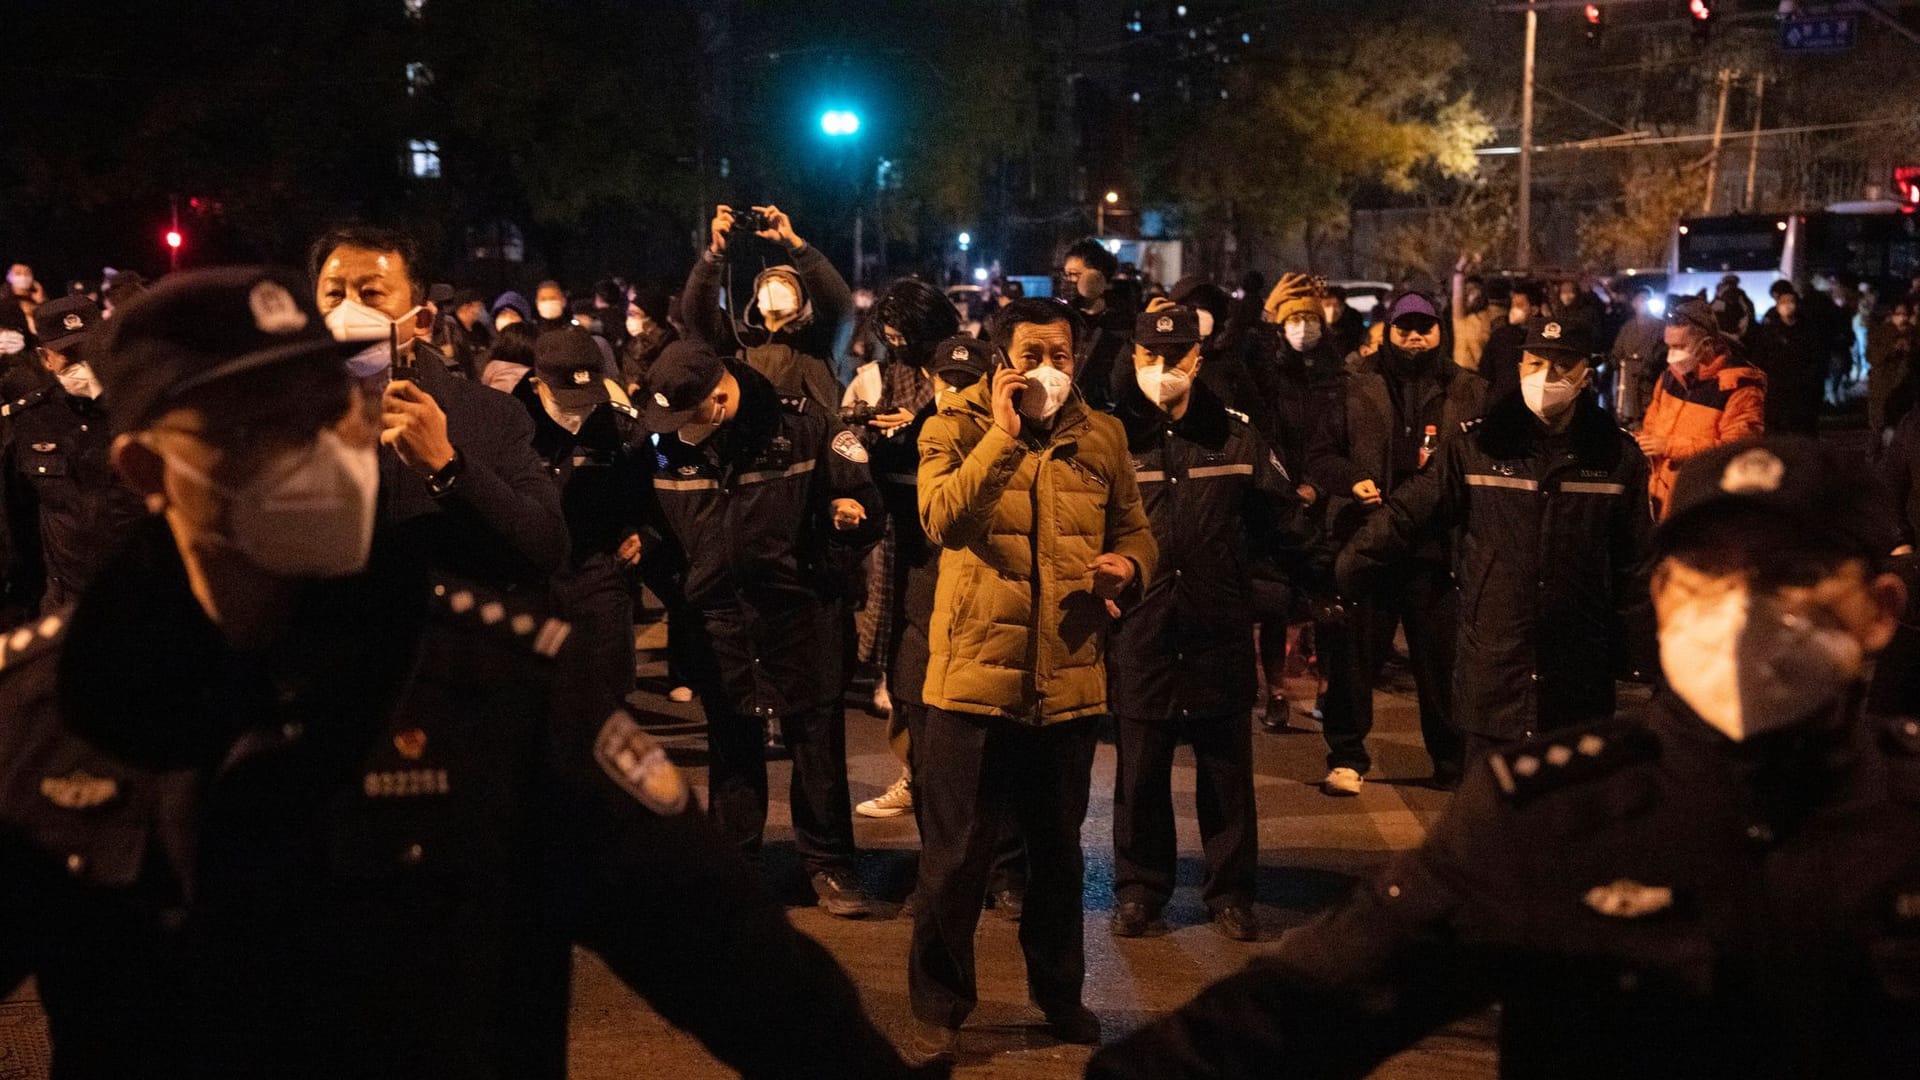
[872,674,893,717]
[668,686,694,703]
[856,771,914,818]
[1321,767,1364,796]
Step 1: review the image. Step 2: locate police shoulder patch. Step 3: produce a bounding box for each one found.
[2,388,53,419]
[832,428,870,463]
[595,710,689,815]
[0,608,70,679]
[1486,717,1659,805]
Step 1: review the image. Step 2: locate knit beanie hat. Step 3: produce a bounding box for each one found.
[1264,272,1326,324]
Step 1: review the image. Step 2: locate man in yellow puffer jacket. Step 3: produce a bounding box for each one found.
[900,298,1155,1066]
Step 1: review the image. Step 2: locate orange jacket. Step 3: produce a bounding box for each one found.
[1641,347,1767,518]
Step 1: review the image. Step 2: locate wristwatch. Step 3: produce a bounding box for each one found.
[425,449,466,498]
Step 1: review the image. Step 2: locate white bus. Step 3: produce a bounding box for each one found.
[1667,202,1918,305]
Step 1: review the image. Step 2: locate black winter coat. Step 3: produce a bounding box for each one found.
[872,401,937,705]
[0,386,146,620]
[1748,312,1826,436]
[379,354,569,589]
[1338,393,1652,740]
[649,366,881,718]
[1244,327,1345,487]
[1308,346,1487,559]
[1089,693,1920,1079]
[0,522,914,1079]
[1106,382,1308,721]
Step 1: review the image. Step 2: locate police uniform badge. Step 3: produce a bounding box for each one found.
[1156,315,1175,334]
[1582,879,1674,919]
[40,771,118,810]
[572,368,594,387]
[1720,448,1784,494]
[595,711,688,815]
[951,345,970,362]
[1541,321,1562,340]
[832,429,869,463]
[248,280,308,334]
[62,313,84,332]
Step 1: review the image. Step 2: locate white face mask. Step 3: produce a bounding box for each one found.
[678,421,719,445]
[1520,366,1582,422]
[1660,584,1865,742]
[155,429,379,579]
[7,274,31,293]
[1017,363,1073,421]
[58,362,102,401]
[1283,317,1323,352]
[757,280,800,317]
[1508,305,1529,326]
[1667,346,1698,376]
[537,299,567,321]
[0,329,22,356]
[626,314,646,338]
[325,298,420,344]
[1135,361,1193,408]
[494,312,518,332]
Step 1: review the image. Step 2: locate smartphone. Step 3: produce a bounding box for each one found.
[388,321,416,382]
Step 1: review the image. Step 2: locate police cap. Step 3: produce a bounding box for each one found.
[534,327,611,407]
[1655,435,1900,565]
[34,295,102,354]
[1521,316,1596,360]
[642,338,726,433]
[1134,305,1203,352]
[95,266,359,433]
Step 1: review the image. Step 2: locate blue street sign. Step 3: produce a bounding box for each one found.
[1780,14,1857,52]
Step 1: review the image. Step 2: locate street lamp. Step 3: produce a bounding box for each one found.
[820,109,861,137]
[1099,190,1121,236]
[957,231,972,251]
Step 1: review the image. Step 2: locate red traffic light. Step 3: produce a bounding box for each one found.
[165,230,183,249]
[1585,4,1601,23]
[1690,0,1711,18]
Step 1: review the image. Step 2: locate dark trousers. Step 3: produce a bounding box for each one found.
[908,707,1099,1029]
[551,553,636,707]
[704,699,856,876]
[1112,714,1256,910]
[1319,559,1462,776]
[900,700,1029,896]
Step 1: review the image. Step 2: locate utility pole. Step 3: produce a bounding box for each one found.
[1742,72,1765,211]
[1701,68,1732,215]
[1517,0,1537,270]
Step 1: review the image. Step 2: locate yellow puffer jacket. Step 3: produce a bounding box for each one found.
[917,379,1156,723]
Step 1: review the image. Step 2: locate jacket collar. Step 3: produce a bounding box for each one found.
[1118,376,1229,448]
[1477,389,1621,463]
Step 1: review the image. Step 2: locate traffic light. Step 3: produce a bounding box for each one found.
[1585,4,1603,47]
[165,229,182,250]
[1690,0,1713,43]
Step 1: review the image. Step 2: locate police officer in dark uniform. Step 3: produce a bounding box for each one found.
[1338,317,1653,760]
[512,326,654,704]
[642,338,883,916]
[1090,434,1920,1079]
[0,295,146,622]
[1106,305,1308,943]
[0,268,929,1080]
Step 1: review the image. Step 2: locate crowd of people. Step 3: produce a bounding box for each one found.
[3,205,1920,1077]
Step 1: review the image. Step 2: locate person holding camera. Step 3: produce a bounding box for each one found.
[683,204,847,416]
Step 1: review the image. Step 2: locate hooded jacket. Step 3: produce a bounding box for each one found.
[1338,392,1652,740]
[916,376,1155,723]
[1640,344,1765,518]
